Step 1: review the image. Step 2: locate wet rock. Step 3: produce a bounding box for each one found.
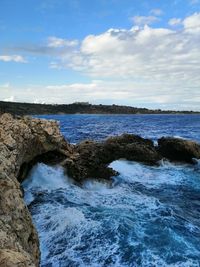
[65,134,161,181]
[158,137,200,163]
[104,134,159,163]
[0,113,72,266]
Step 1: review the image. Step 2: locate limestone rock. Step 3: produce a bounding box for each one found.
[0,113,72,266]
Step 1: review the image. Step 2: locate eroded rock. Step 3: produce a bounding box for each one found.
[1,112,199,266]
[0,113,72,267]
[65,134,161,181]
[158,137,200,163]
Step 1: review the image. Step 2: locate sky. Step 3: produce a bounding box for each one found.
[0,0,200,110]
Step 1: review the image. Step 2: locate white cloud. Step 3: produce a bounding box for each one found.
[183,12,200,33]
[131,15,159,26]
[47,36,78,48]
[33,99,45,104]
[0,55,27,63]
[168,18,182,26]
[66,23,199,84]
[3,95,15,102]
[3,12,200,110]
[43,12,199,110]
[0,80,199,111]
[1,82,10,88]
[169,13,200,31]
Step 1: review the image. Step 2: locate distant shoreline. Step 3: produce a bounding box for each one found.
[35,113,200,116]
[0,101,199,116]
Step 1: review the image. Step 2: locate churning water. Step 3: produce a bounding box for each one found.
[23,114,200,267]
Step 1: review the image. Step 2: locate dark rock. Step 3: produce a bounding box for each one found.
[158,137,200,163]
[65,134,161,181]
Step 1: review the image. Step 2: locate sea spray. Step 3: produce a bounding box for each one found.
[23,160,200,267]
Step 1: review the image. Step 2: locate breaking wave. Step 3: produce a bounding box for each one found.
[23,160,200,267]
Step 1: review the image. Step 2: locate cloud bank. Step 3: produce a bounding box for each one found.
[63,13,200,85]
[1,79,200,111]
[1,12,200,110]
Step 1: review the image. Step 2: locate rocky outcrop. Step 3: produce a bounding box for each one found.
[1,115,161,265]
[1,113,199,266]
[158,137,200,163]
[0,113,72,267]
[65,135,200,182]
[65,134,161,181]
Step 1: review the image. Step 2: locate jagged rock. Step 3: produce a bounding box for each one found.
[65,134,161,181]
[1,112,198,266]
[0,113,72,267]
[158,137,200,163]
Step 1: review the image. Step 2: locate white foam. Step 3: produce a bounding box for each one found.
[22,161,200,266]
[83,179,112,192]
[23,163,70,190]
[173,135,187,140]
[110,159,189,189]
[22,163,70,204]
[158,159,174,168]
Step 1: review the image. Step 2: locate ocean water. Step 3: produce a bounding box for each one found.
[23,114,200,267]
[34,114,200,143]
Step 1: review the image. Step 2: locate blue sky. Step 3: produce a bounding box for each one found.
[0,0,200,110]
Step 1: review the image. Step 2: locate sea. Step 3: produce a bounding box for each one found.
[22,114,200,267]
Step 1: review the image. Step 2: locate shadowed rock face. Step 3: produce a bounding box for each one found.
[65,134,161,182]
[158,137,200,163]
[0,113,72,267]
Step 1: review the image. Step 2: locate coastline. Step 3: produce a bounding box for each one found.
[0,113,200,266]
[1,101,199,116]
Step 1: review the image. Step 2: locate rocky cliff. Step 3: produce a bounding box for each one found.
[0,113,72,267]
[0,113,200,266]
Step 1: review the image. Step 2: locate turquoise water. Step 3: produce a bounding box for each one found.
[23,115,200,267]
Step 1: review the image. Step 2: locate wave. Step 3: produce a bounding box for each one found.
[23,160,200,266]
[22,163,71,205]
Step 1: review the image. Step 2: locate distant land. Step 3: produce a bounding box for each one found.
[0,101,199,115]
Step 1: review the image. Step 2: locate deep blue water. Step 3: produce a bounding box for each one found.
[24,115,200,267]
[35,114,200,143]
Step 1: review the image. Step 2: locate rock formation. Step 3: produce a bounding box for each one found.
[0,113,72,267]
[158,137,200,163]
[1,113,200,266]
[65,134,161,181]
